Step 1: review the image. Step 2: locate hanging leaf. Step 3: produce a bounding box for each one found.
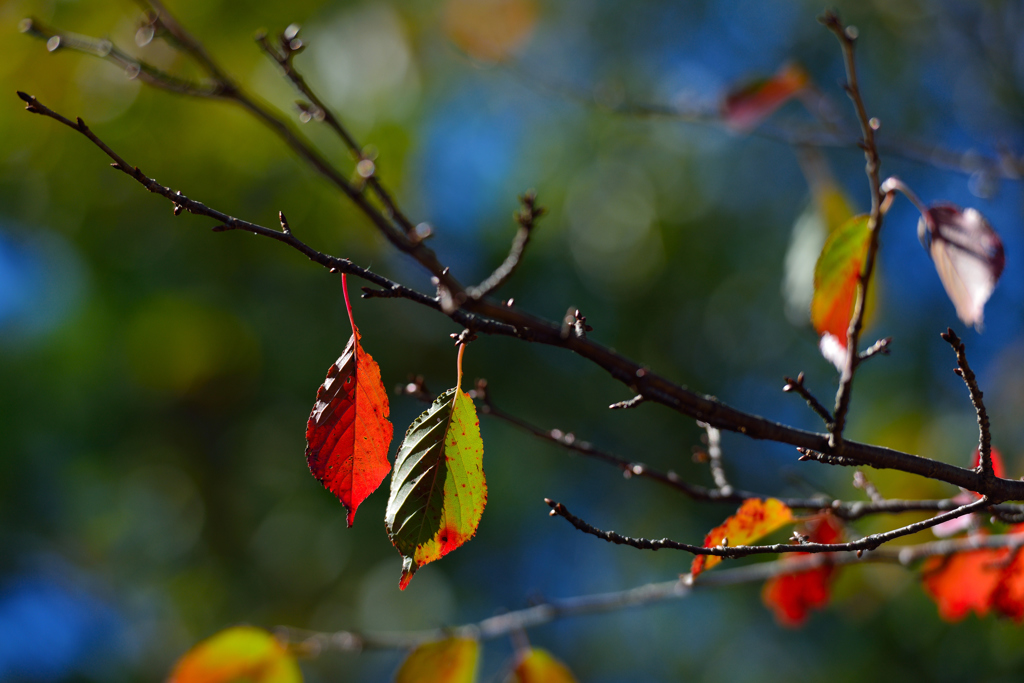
[918,204,1004,330]
[691,498,794,578]
[386,369,486,589]
[395,638,479,683]
[810,214,871,369]
[306,276,393,527]
[921,542,1009,622]
[723,63,810,132]
[511,648,578,683]
[761,513,843,627]
[167,626,302,683]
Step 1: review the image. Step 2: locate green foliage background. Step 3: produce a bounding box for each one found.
[3,1,1024,681]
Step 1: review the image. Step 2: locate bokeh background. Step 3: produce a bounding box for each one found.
[4,0,1024,681]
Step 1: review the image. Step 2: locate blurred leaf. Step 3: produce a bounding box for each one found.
[921,541,1008,622]
[395,638,479,683]
[761,513,842,627]
[511,648,578,683]
[167,626,301,683]
[443,0,538,62]
[723,63,810,132]
[306,322,393,527]
[386,386,486,590]
[691,498,794,578]
[811,214,871,369]
[991,542,1024,621]
[917,205,1004,330]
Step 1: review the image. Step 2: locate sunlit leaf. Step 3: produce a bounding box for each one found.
[443,0,537,62]
[918,204,1004,330]
[783,153,856,325]
[511,648,578,683]
[168,626,301,683]
[761,513,842,627]
[691,498,794,578]
[810,214,871,369]
[921,542,1009,622]
[386,387,486,589]
[306,324,393,527]
[395,638,479,683]
[723,63,810,132]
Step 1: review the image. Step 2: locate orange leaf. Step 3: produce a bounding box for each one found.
[168,626,301,683]
[723,63,810,132]
[922,543,1009,622]
[691,498,794,578]
[810,214,871,369]
[512,648,578,683]
[761,513,843,627]
[395,638,479,683]
[443,0,538,62]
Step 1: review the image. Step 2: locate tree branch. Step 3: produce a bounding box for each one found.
[21,89,1024,502]
[941,328,994,477]
[465,191,544,299]
[545,495,990,557]
[820,12,886,444]
[254,26,417,235]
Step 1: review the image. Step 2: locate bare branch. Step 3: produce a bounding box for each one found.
[254,26,417,235]
[546,496,991,557]
[783,372,834,426]
[941,328,994,477]
[853,470,885,504]
[19,18,219,97]
[466,191,545,299]
[698,422,731,494]
[819,12,886,444]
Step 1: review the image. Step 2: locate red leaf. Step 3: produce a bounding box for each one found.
[921,541,1009,622]
[306,279,393,527]
[971,446,1005,480]
[691,498,794,578]
[723,63,810,132]
[918,204,1004,330]
[991,546,1024,621]
[762,513,843,627]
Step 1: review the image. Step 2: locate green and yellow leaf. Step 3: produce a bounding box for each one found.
[386,387,487,589]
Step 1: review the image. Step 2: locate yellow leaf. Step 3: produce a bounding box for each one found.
[167,627,301,683]
[395,638,479,683]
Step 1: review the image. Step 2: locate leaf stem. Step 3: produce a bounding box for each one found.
[342,272,356,335]
[457,342,466,391]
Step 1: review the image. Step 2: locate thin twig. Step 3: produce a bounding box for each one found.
[254,27,416,234]
[941,328,994,477]
[820,12,886,445]
[546,496,990,556]
[859,337,891,361]
[19,18,219,97]
[466,191,544,299]
[783,373,834,426]
[699,421,731,494]
[853,470,885,504]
